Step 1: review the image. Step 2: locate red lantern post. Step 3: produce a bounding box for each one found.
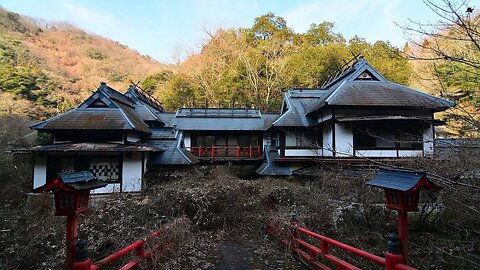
[35,171,106,269]
[367,167,440,264]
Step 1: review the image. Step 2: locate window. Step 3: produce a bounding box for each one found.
[193,134,259,147]
[88,98,108,108]
[398,126,423,149]
[193,135,215,146]
[285,130,322,148]
[355,70,379,81]
[354,124,423,150]
[238,135,258,147]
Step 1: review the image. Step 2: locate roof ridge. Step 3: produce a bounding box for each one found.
[117,107,135,130]
[325,80,347,104]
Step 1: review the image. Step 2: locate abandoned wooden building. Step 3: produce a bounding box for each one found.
[19,57,455,193]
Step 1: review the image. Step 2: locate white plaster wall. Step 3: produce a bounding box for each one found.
[33,153,47,189]
[423,124,434,155]
[122,152,143,192]
[127,133,141,143]
[335,123,353,157]
[355,150,397,158]
[91,183,121,194]
[398,150,423,157]
[183,132,191,148]
[284,149,322,156]
[323,124,333,156]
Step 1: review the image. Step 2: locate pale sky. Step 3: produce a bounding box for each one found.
[0,0,440,63]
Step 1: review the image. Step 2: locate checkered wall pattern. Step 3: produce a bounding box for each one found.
[90,163,119,181]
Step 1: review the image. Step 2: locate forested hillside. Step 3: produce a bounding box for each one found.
[142,13,411,112]
[0,4,477,137]
[0,7,166,119]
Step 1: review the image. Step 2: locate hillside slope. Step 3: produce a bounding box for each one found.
[0,7,167,119]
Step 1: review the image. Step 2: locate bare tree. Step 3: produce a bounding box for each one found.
[402,0,480,136]
[403,0,479,67]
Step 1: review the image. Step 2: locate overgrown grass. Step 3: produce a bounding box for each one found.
[0,158,479,269]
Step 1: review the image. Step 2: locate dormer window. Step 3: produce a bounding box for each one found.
[355,70,379,81]
[88,98,108,108]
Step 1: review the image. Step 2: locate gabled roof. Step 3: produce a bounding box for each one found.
[272,89,328,127]
[306,58,455,114]
[30,108,144,131]
[125,85,165,124]
[146,130,199,165]
[31,83,151,134]
[125,85,164,112]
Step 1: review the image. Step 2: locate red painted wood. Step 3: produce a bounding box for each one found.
[296,227,386,265]
[66,214,78,269]
[398,211,409,264]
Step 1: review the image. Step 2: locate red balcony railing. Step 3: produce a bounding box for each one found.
[186,145,262,159]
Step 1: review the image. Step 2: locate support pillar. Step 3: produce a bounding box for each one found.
[397,211,408,264]
[66,213,78,269]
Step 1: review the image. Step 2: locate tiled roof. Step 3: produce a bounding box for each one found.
[150,128,177,139]
[114,102,151,133]
[31,109,135,130]
[306,58,454,114]
[273,89,328,127]
[326,81,454,110]
[146,131,199,165]
[31,83,151,134]
[168,112,279,131]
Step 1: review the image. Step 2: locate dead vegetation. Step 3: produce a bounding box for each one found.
[0,158,479,269]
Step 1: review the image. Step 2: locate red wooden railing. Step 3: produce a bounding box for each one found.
[266,195,416,270]
[72,219,174,270]
[186,145,262,158]
[267,216,416,270]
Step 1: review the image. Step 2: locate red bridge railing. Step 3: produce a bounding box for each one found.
[72,217,175,270]
[186,145,262,158]
[266,195,416,270]
[267,215,416,270]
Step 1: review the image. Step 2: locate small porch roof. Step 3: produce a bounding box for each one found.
[12,142,163,153]
[367,167,440,192]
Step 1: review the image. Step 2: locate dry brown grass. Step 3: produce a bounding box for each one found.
[0,161,479,269]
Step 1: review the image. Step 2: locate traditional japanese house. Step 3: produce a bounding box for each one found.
[19,57,455,191]
[25,83,164,193]
[258,57,454,175]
